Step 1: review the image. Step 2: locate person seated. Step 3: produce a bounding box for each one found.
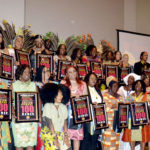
[134,51,150,75]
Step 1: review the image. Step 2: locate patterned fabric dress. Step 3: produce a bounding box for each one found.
[12,80,38,147]
[0,80,11,150]
[41,103,70,150]
[122,92,145,142]
[102,92,123,150]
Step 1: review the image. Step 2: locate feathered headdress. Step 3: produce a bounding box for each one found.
[65,34,94,56]
[100,40,116,60]
[43,32,59,52]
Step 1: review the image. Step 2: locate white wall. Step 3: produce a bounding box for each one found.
[25,0,124,47]
[136,0,150,34]
[0,0,25,30]
[124,0,136,31]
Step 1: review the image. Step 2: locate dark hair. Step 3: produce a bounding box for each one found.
[0,31,5,49]
[40,83,60,105]
[71,48,81,61]
[84,72,97,85]
[15,65,30,80]
[84,72,103,101]
[85,45,96,56]
[106,50,114,61]
[132,80,146,93]
[35,66,45,82]
[34,35,43,41]
[109,80,118,87]
[56,44,67,55]
[114,51,122,60]
[59,84,70,104]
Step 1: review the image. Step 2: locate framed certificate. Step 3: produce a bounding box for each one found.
[92,103,108,129]
[144,70,150,78]
[76,63,88,79]
[105,65,118,79]
[36,54,53,74]
[57,60,73,80]
[71,95,92,124]
[131,102,149,126]
[0,54,14,80]
[0,89,12,121]
[118,103,129,128]
[90,62,103,79]
[15,92,39,123]
[15,50,31,67]
[119,67,131,81]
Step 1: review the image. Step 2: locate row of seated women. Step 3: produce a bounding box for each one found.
[0,63,149,150]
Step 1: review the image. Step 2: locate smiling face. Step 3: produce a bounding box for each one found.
[123,54,129,63]
[135,81,142,93]
[66,67,77,80]
[115,51,122,61]
[110,82,119,94]
[15,37,23,50]
[88,74,97,87]
[35,38,43,48]
[90,48,97,58]
[54,90,63,103]
[59,44,66,55]
[127,75,135,85]
[20,67,30,82]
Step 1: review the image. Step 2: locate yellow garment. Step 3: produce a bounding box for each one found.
[41,126,69,150]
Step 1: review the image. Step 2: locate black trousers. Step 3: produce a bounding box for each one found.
[80,123,102,150]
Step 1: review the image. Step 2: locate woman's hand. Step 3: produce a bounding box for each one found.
[64,135,70,148]
[54,137,60,149]
[93,102,98,105]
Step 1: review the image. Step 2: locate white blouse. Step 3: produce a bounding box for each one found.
[88,86,102,103]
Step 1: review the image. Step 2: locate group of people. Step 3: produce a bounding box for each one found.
[0,31,150,150]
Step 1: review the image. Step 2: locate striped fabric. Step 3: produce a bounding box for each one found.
[102,92,123,150]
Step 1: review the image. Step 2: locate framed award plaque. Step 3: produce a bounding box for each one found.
[144,70,150,78]
[71,95,92,124]
[57,60,73,80]
[105,65,118,79]
[15,92,39,123]
[92,103,108,129]
[118,103,129,128]
[119,67,131,81]
[90,62,103,79]
[15,50,31,67]
[36,54,53,74]
[76,63,88,79]
[0,89,12,121]
[131,102,149,126]
[0,54,14,80]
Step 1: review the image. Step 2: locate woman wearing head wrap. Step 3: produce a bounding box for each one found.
[118,73,141,101]
[102,76,123,150]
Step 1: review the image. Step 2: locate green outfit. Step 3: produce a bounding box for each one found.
[12,80,38,147]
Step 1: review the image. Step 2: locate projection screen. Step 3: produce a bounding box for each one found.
[117,30,150,65]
